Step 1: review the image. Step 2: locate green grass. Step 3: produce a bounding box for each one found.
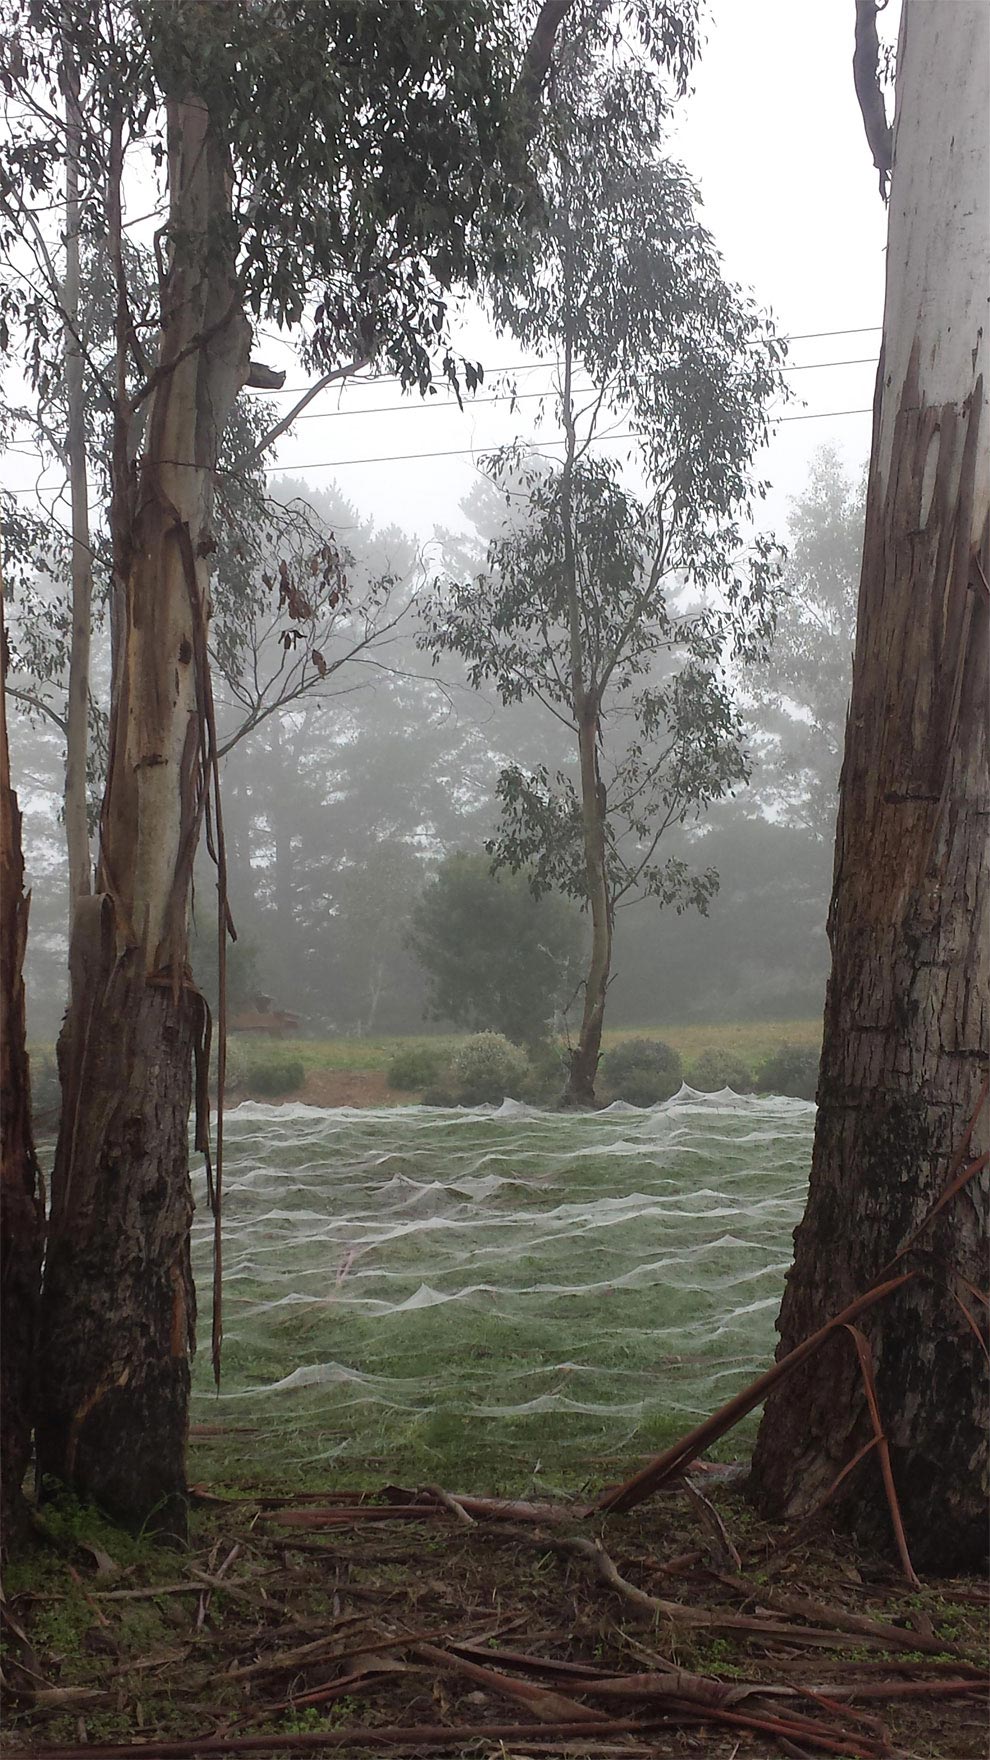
[189,1095,814,1495]
[222,1018,821,1082]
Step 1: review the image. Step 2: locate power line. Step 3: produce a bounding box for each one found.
[3,403,874,494]
[260,405,874,476]
[255,355,879,428]
[242,326,883,397]
[3,394,876,496]
[1,351,878,455]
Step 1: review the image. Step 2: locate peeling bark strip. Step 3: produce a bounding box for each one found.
[0,598,45,1554]
[853,0,893,197]
[750,0,989,1571]
[37,77,250,1535]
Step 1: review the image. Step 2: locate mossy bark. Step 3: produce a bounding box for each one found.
[37,949,197,1538]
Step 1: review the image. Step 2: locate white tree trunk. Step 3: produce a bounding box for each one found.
[876,1,988,484]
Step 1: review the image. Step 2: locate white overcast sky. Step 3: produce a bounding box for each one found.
[249,0,899,542]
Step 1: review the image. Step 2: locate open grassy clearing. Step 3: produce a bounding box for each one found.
[186,1092,814,1496]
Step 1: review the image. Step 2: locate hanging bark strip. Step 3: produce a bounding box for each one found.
[163,497,235,1388]
[853,0,893,197]
[842,1325,919,1587]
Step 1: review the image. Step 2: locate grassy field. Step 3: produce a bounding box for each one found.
[188,1092,816,1495]
[227,1017,821,1079]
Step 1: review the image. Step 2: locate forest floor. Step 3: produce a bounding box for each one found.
[3,1463,986,1760]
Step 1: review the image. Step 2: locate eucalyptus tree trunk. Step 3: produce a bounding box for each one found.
[61,32,93,914]
[37,89,250,1537]
[558,333,613,1110]
[564,697,611,1107]
[749,0,989,1572]
[0,599,45,1556]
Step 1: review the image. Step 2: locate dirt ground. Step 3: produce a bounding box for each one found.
[3,1465,986,1760]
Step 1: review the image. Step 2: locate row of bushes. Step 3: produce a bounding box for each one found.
[32,1035,819,1121]
[388,1034,820,1107]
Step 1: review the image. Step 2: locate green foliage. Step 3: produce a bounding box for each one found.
[521,1038,570,1105]
[387,1045,445,1091]
[450,1031,529,1104]
[756,1043,821,1101]
[421,1081,461,1108]
[602,1037,682,1106]
[686,1047,755,1093]
[245,1054,305,1097]
[409,852,583,1046]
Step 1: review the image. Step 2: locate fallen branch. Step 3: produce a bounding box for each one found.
[411,1639,605,1724]
[594,1271,916,1514]
[802,1677,986,1703]
[709,1576,966,1657]
[13,1716,661,1758]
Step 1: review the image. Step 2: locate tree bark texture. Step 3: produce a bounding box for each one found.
[565,702,612,1107]
[750,0,989,1572]
[37,85,250,1534]
[1,603,45,1555]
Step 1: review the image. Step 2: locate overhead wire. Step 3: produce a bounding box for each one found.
[257,405,875,476]
[3,330,881,494]
[3,400,876,494]
[246,355,879,427]
[241,326,883,397]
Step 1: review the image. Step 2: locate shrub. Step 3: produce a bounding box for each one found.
[421,1082,460,1108]
[387,1044,446,1091]
[756,1043,820,1101]
[686,1048,755,1094]
[246,1055,305,1098]
[521,1039,569,1106]
[451,1032,529,1105]
[602,1037,682,1106]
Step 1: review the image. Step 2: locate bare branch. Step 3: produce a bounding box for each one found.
[234,358,372,470]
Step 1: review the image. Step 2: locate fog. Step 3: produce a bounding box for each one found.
[3,0,892,1054]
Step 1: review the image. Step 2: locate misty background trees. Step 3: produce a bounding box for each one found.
[9,444,861,1048]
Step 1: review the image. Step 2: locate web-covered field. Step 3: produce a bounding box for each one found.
[190,1091,814,1492]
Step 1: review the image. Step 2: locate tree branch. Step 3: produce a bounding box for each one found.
[515,1,579,120]
[234,357,371,471]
